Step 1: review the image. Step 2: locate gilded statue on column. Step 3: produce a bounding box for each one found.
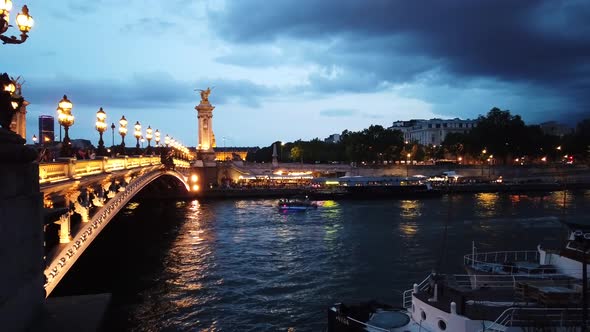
[196,87,213,103]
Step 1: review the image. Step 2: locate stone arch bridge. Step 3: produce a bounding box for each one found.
[39,156,196,296]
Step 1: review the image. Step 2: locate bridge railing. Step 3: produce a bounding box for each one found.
[39,156,162,184]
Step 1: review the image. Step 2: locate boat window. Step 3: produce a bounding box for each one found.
[412,304,415,312]
[438,320,447,331]
[420,310,426,321]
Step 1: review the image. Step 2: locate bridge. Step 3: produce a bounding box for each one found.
[38,154,198,296]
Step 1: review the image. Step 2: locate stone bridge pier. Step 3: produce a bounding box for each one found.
[0,128,45,331]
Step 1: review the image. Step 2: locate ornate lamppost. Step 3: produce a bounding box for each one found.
[165,134,170,147]
[31,134,36,145]
[480,148,487,176]
[119,116,127,154]
[170,137,176,158]
[133,121,141,154]
[95,107,107,156]
[145,126,152,154]
[0,2,34,45]
[110,122,115,150]
[56,95,74,157]
[406,153,411,177]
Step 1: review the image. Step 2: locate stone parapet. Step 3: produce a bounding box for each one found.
[0,128,44,331]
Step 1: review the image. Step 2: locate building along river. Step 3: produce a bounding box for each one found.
[52,190,590,331]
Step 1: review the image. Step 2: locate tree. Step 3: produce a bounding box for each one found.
[465,107,527,164]
[290,145,304,163]
[442,132,465,161]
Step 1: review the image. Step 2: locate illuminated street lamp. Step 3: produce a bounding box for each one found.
[406,153,411,177]
[119,115,128,153]
[480,148,487,176]
[164,134,170,147]
[133,121,141,154]
[145,125,153,153]
[0,2,34,45]
[95,107,107,156]
[57,95,74,157]
[154,129,160,146]
[31,134,36,144]
[170,137,176,158]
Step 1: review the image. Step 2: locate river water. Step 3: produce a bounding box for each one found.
[53,190,590,331]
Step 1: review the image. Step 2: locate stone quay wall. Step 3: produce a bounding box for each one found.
[233,162,590,184]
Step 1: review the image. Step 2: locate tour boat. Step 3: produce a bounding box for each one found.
[328,221,589,331]
[277,197,318,212]
[312,176,437,199]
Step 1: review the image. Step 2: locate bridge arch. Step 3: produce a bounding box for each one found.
[44,168,189,296]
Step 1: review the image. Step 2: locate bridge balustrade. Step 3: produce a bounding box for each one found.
[174,159,191,169]
[39,156,162,184]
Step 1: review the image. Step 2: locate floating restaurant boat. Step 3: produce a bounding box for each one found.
[277,197,318,212]
[312,176,436,199]
[328,221,590,331]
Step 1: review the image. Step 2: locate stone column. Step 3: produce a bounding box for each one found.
[195,101,215,152]
[272,143,279,168]
[0,128,45,330]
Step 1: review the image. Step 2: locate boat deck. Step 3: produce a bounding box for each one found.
[413,274,583,322]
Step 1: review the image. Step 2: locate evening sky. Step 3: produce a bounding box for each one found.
[2,0,589,146]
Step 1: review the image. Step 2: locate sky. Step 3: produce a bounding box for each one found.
[2,0,589,147]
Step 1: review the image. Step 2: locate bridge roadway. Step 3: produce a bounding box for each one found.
[39,156,194,296]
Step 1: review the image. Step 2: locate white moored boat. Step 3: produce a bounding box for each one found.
[328,222,590,331]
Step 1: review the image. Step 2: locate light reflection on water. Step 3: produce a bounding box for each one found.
[474,192,500,218]
[399,200,422,220]
[63,190,590,331]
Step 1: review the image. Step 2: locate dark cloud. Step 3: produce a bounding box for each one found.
[209,0,590,114]
[22,73,275,109]
[320,109,359,117]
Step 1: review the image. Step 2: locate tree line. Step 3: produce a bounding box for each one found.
[246,107,590,165]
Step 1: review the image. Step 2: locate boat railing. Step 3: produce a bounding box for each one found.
[402,274,432,309]
[456,274,519,289]
[453,273,574,290]
[481,307,590,332]
[407,274,575,296]
[465,250,540,266]
[463,250,558,275]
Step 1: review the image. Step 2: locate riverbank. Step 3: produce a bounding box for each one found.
[193,181,590,200]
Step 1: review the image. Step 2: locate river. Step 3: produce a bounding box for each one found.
[52,190,590,331]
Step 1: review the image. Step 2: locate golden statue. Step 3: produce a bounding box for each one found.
[196,87,213,103]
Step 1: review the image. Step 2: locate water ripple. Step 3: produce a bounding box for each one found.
[82,191,590,331]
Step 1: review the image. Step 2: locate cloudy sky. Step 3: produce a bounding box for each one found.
[3,0,589,147]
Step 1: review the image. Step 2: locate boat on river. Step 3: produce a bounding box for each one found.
[277,197,318,212]
[312,176,437,199]
[328,222,590,331]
